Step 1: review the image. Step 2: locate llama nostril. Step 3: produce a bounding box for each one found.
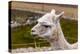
[32,30,35,32]
[31,30,38,37]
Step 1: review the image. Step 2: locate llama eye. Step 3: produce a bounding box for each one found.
[43,25,50,28]
[36,21,38,24]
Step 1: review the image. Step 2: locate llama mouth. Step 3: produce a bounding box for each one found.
[32,34,38,36]
[31,33,38,38]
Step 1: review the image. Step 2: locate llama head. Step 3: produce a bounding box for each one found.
[31,9,64,40]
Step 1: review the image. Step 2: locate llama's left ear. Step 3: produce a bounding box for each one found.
[55,11,64,22]
[57,11,64,18]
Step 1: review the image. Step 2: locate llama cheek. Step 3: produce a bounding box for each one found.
[38,28,47,35]
[43,30,52,36]
[39,30,46,35]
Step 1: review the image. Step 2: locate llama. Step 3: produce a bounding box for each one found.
[31,9,78,50]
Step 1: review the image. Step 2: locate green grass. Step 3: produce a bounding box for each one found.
[11,10,78,49]
[60,18,78,44]
[11,25,50,49]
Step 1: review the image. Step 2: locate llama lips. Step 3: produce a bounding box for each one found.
[31,33,38,37]
[32,34,38,36]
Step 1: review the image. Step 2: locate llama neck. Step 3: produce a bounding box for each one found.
[49,21,72,50]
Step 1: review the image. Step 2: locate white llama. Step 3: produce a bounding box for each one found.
[31,9,78,50]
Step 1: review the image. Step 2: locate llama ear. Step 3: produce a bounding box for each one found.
[56,11,64,18]
[51,9,56,15]
[54,11,64,22]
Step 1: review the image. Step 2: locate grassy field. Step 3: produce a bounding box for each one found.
[11,10,78,49]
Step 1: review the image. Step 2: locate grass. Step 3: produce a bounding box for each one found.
[60,18,78,43]
[11,25,50,49]
[11,10,78,49]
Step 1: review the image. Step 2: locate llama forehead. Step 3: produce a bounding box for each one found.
[37,13,56,25]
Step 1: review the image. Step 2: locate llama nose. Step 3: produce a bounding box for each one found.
[31,30,35,32]
[31,30,38,37]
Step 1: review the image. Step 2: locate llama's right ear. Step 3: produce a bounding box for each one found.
[51,9,56,15]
